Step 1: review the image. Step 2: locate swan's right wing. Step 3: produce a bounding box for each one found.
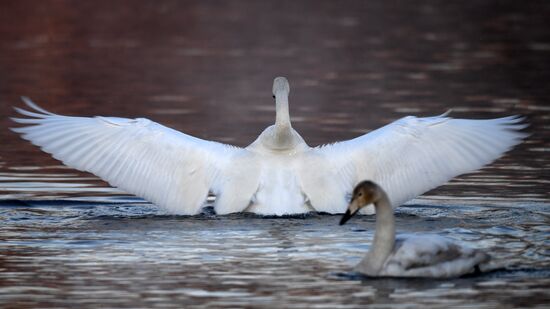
[11,98,247,214]
[311,114,527,213]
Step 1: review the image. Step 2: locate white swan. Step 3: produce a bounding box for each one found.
[340,180,490,278]
[11,77,526,215]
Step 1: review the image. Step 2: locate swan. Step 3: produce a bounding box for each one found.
[11,77,526,216]
[339,180,490,278]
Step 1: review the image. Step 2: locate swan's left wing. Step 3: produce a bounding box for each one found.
[312,114,527,213]
[11,97,249,214]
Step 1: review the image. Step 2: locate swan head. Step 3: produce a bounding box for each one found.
[272,76,290,98]
[340,181,383,225]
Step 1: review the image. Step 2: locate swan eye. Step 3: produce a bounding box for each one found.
[272,95,275,99]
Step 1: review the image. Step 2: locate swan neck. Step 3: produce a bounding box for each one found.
[275,94,291,131]
[271,93,294,148]
[359,191,395,275]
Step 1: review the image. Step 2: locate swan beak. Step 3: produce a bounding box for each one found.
[339,209,354,225]
[340,199,361,225]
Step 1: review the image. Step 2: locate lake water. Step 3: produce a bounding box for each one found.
[0,1,549,308]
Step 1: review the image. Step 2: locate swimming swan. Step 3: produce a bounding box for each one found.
[340,180,490,278]
[11,77,526,215]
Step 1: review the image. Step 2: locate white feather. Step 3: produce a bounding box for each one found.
[312,115,527,214]
[12,100,244,215]
[11,79,526,216]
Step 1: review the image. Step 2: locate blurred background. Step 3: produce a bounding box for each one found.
[0,0,549,200]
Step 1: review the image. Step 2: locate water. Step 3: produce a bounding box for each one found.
[1,202,549,307]
[1,0,549,308]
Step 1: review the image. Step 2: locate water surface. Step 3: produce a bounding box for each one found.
[0,0,549,308]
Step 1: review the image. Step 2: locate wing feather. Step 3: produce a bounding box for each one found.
[11,98,243,214]
[316,114,527,210]
[382,235,490,277]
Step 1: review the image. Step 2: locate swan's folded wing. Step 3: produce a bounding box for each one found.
[383,235,489,277]
[11,97,241,214]
[317,114,527,209]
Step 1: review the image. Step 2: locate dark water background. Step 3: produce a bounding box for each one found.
[0,1,549,308]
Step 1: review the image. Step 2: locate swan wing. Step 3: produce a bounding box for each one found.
[11,97,246,214]
[315,114,527,212]
[382,235,489,278]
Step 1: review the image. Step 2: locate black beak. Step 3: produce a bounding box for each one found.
[339,209,355,225]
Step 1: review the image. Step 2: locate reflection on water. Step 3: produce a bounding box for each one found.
[0,202,549,307]
[0,0,549,307]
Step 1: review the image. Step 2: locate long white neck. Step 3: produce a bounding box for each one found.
[274,93,292,139]
[248,76,309,152]
[270,77,294,149]
[356,191,395,275]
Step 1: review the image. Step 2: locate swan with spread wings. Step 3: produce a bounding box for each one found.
[11,77,526,215]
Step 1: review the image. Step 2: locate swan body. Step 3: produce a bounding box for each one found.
[11,77,526,215]
[340,180,490,278]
